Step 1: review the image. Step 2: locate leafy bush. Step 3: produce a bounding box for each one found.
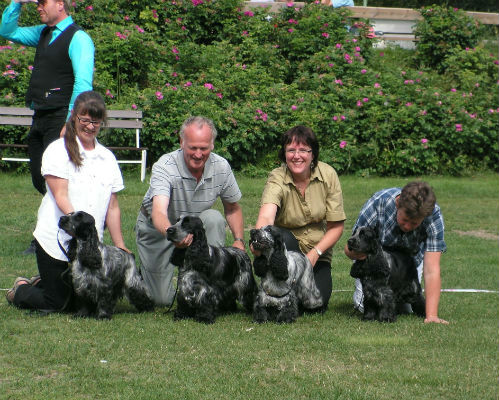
[0,0,497,176]
[413,5,485,72]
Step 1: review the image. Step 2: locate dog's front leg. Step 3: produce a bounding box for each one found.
[275,294,298,323]
[96,290,116,320]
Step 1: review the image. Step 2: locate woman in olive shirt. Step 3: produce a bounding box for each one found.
[252,126,346,309]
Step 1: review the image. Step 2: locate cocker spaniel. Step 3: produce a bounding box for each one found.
[166,215,256,324]
[347,226,426,322]
[58,211,154,319]
[249,225,323,323]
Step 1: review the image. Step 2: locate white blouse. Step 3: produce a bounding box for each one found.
[33,137,124,261]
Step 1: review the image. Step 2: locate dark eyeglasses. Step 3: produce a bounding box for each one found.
[77,115,102,127]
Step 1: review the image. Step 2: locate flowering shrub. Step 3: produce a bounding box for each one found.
[0,0,497,175]
[413,5,485,72]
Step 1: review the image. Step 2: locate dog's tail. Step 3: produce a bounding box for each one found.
[125,267,155,312]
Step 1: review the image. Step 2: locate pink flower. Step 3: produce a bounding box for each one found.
[355,46,361,52]
[333,116,338,121]
[184,81,192,87]
[216,93,223,99]
[339,141,347,149]
[322,32,329,38]
[172,72,178,77]
[288,19,298,24]
[405,102,412,107]
[204,83,214,90]
[155,91,163,100]
[244,11,254,17]
[374,83,380,88]
[362,97,369,102]
[28,65,33,70]
[335,79,343,85]
[455,124,462,132]
[286,2,293,6]
[135,25,145,33]
[242,31,248,36]
[105,89,114,98]
[131,104,137,110]
[361,69,367,74]
[291,105,297,111]
[340,115,345,121]
[288,29,294,33]
[85,5,93,11]
[421,138,428,144]
[172,47,179,54]
[335,43,342,49]
[420,109,427,115]
[356,100,362,107]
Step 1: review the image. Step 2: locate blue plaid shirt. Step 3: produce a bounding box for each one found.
[352,188,446,266]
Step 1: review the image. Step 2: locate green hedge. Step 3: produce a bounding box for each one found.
[0,1,497,176]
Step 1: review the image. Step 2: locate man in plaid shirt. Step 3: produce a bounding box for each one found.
[344,181,448,324]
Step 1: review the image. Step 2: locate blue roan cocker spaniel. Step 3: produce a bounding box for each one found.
[249,225,323,323]
[167,215,256,324]
[58,211,154,319]
[347,226,426,322]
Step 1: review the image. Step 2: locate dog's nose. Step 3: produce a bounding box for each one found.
[166,227,174,235]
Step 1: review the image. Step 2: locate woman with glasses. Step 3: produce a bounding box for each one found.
[251,125,346,310]
[6,91,129,312]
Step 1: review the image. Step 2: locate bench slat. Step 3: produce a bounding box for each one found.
[0,107,147,181]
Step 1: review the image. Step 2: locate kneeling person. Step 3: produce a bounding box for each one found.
[344,181,448,324]
[135,116,245,306]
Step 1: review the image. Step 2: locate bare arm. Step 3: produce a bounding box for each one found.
[45,175,74,215]
[151,194,191,247]
[105,193,129,252]
[307,220,344,267]
[223,200,245,251]
[255,203,278,229]
[423,251,448,324]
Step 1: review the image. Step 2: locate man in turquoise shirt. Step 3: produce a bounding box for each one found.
[0,0,94,253]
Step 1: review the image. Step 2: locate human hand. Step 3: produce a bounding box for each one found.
[232,240,245,251]
[424,316,449,324]
[173,233,193,249]
[350,250,367,261]
[118,246,132,254]
[249,243,261,257]
[306,250,319,267]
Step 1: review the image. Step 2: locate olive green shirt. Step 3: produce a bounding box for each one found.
[261,161,346,262]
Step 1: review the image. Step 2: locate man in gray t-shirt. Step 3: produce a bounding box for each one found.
[135,116,246,306]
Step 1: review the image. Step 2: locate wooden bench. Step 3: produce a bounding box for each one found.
[0,107,147,182]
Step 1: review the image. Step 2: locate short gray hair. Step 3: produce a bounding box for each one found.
[179,116,217,143]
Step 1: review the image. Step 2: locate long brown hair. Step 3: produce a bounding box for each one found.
[64,91,107,167]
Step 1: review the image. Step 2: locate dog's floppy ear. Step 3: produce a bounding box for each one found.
[78,224,103,270]
[253,255,269,277]
[268,227,289,280]
[170,247,186,267]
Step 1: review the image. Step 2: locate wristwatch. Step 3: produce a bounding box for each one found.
[313,246,323,256]
[234,237,245,246]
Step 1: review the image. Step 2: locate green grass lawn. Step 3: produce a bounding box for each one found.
[1,171,498,400]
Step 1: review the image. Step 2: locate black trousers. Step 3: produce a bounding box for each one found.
[27,108,67,194]
[14,240,72,312]
[278,227,333,308]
